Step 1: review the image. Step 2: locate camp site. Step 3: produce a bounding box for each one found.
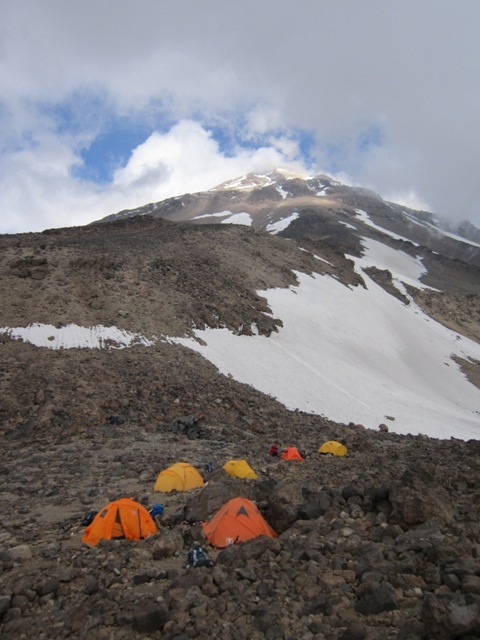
[4,408,480,640]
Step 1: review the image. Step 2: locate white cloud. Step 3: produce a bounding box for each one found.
[0,120,307,233]
[383,190,431,214]
[1,0,480,232]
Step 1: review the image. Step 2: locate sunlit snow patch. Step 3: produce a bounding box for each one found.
[266,212,299,235]
[355,209,420,246]
[192,211,252,226]
[355,237,431,291]
[0,323,156,349]
[276,186,290,199]
[192,211,233,220]
[213,174,275,190]
[339,221,357,230]
[221,212,252,226]
[313,254,333,266]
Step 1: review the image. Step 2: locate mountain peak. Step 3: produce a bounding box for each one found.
[210,166,316,192]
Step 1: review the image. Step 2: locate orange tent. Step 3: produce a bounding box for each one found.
[281,447,304,461]
[82,498,158,546]
[202,497,277,548]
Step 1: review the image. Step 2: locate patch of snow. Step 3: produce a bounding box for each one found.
[0,323,156,349]
[256,173,275,184]
[314,254,333,266]
[403,213,427,228]
[221,212,252,226]
[266,212,299,235]
[215,173,275,190]
[276,167,314,180]
[339,221,357,230]
[421,221,480,248]
[192,210,233,220]
[172,270,480,440]
[213,175,249,190]
[354,237,430,290]
[354,209,420,246]
[316,188,328,197]
[276,186,290,199]
[191,211,252,226]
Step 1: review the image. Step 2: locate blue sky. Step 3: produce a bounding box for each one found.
[76,121,155,183]
[1,0,479,233]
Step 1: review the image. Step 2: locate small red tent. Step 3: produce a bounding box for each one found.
[281,447,304,461]
[202,497,277,548]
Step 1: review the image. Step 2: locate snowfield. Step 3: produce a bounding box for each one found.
[172,241,480,440]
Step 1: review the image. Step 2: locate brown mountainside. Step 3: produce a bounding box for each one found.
[1,205,480,639]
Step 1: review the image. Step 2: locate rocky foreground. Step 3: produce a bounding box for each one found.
[2,401,480,640]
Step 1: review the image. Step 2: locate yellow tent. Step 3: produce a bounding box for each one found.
[223,459,258,480]
[318,441,348,456]
[154,462,204,492]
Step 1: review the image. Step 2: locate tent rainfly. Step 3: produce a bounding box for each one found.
[202,497,277,548]
[223,459,258,480]
[154,462,204,492]
[82,498,158,546]
[281,447,304,461]
[318,441,348,456]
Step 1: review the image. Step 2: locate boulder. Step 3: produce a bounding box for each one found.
[131,604,169,633]
[421,594,480,639]
[184,476,256,523]
[152,529,184,560]
[297,491,331,520]
[355,582,398,615]
[6,545,32,562]
[389,479,454,527]
[265,483,304,532]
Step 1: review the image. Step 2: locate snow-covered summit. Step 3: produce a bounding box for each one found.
[210,167,318,192]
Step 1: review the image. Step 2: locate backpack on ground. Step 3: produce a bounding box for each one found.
[149,503,164,518]
[186,544,214,568]
[81,510,98,527]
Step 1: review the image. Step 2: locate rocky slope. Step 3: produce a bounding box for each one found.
[101,169,480,270]
[1,210,480,639]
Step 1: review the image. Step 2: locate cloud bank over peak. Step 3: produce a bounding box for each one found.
[1,1,479,233]
[0,119,307,233]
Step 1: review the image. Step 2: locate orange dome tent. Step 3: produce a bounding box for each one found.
[223,459,258,480]
[82,498,158,546]
[154,462,204,492]
[202,497,277,548]
[281,447,304,461]
[318,440,348,456]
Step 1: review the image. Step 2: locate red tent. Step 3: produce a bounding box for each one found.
[281,447,304,461]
